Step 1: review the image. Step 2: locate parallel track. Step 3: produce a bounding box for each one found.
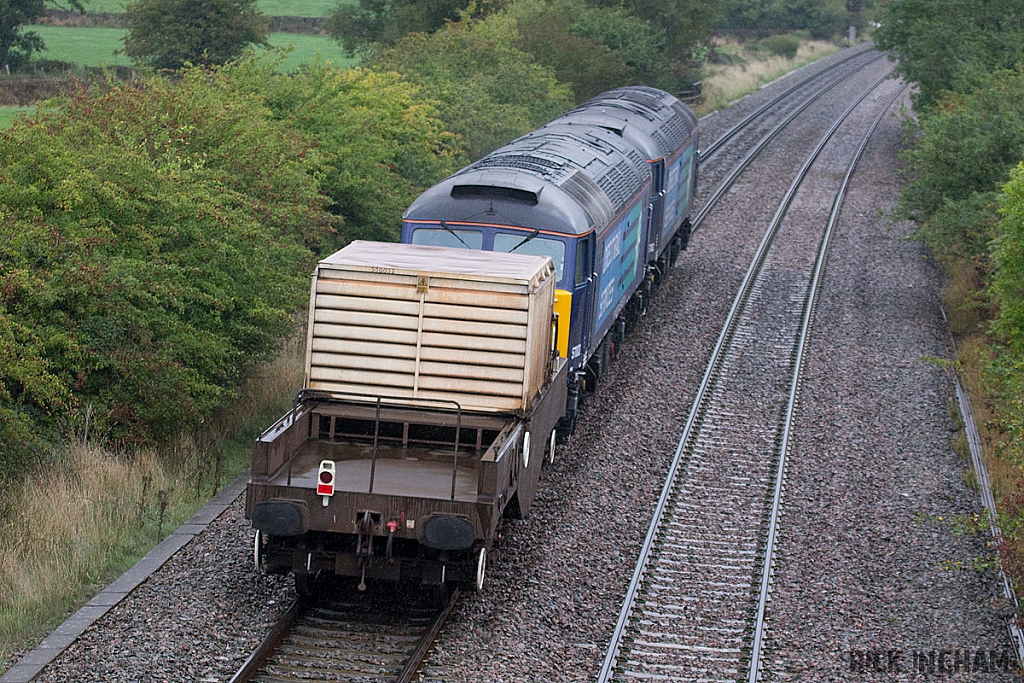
[596,69,906,683]
[697,44,881,163]
[692,49,887,231]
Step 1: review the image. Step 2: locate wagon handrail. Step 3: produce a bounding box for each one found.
[293,389,466,498]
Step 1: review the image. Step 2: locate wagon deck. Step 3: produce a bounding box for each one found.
[265,440,482,502]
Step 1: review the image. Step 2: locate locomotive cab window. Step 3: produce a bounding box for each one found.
[493,233,566,283]
[411,228,483,249]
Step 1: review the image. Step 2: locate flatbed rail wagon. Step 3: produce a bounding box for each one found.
[246,241,567,592]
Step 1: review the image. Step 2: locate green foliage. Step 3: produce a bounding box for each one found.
[122,0,270,70]
[0,72,332,450]
[875,0,1024,111]
[1,0,85,72]
[614,0,725,65]
[0,106,33,128]
[371,12,572,160]
[719,0,849,39]
[326,0,474,56]
[896,68,1024,262]
[758,34,800,59]
[221,56,461,242]
[508,0,670,101]
[992,166,1024,359]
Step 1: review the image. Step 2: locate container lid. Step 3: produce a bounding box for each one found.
[319,240,554,284]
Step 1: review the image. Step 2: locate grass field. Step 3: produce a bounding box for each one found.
[78,0,350,16]
[0,107,33,128]
[29,25,358,71]
[30,26,130,67]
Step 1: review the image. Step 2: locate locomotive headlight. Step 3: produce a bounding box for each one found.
[317,460,336,506]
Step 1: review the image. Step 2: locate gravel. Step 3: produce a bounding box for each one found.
[13,44,1017,682]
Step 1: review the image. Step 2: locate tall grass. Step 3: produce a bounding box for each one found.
[0,447,193,663]
[0,332,305,673]
[942,261,1019,501]
[693,39,842,116]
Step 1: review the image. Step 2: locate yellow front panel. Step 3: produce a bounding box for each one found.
[553,289,572,358]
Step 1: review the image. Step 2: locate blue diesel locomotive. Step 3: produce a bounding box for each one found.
[401,86,699,433]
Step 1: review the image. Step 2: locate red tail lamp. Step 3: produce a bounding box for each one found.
[317,460,336,498]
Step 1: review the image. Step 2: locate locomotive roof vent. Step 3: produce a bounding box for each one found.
[450,184,540,205]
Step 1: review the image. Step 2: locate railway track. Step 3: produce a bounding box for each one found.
[230,585,461,683]
[693,48,887,230]
[697,43,880,164]
[595,71,907,683]
[226,52,904,683]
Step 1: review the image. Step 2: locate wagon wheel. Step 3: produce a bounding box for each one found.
[473,546,487,592]
[253,530,265,573]
[545,429,557,466]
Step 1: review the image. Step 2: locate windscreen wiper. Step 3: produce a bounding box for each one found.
[508,228,540,253]
[440,221,473,249]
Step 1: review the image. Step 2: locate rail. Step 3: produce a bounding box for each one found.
[597,61,902,683]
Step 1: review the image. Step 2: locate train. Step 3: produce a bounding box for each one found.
[402,85,699,434]
[245,86,698,594]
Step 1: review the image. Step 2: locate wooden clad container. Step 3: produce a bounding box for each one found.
[305,241,556,414]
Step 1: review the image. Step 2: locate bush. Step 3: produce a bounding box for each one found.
[759,34,800,60]
[371,13,573,160]
[0,72,332,449]
[221,57,462,244]
[896,67,1024,263]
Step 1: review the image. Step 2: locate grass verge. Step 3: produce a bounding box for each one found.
[941,259,1023,582]
[0,332,304,674]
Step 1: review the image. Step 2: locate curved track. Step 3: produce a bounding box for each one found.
[595,72,906,683]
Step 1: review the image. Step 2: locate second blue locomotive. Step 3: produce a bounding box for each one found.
[401,86,699,433]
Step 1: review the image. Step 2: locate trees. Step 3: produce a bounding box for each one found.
[719,0,850,39]
[0,72,332,450]
[508,0,671,101]
[613,0,724,66]
[326,0,472,56]
[122,0,269,70]
[222,57,462,244]
[0,0,85,73]
[875,0,1024,110]
[893,67,1024,263]
[992,166,1024,359]
[371,12,573,160]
